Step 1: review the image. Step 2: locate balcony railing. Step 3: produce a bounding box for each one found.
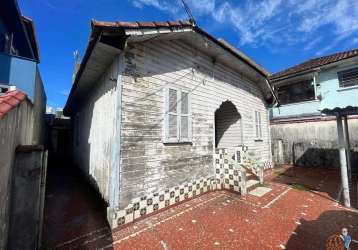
[270,99,321,120]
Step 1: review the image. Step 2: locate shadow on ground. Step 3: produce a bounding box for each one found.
[270,165,358,209]
[42,163,113,249]
[286,209,358,250]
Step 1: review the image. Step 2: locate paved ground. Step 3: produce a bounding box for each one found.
[43,166,358,250]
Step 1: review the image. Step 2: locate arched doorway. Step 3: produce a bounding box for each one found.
[215,101,242,148]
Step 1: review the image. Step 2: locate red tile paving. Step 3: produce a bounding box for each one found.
[44,166,358,250]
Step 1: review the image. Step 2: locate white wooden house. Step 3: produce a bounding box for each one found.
[64,20,276,228]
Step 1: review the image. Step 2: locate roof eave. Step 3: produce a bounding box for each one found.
[64,20,275,114]
[63,25,103,115]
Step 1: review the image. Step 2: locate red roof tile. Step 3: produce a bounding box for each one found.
[270,48,358,81]
[91,20,194,30]
[0,90,27,119]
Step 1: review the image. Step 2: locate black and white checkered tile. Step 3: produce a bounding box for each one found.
[214,148,244,193]
[263,161,273,170]
[112,176,214,228]
[111,148,272,228]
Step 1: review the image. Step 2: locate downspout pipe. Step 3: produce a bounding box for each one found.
[265,79,279,108]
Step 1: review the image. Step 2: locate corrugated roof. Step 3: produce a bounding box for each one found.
[270,48,358,81]
[0,90,27,119]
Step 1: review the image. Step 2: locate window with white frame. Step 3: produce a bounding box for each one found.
[164,87,191,143]
[255,111,262,139]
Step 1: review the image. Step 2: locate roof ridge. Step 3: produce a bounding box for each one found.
[270,48,358,80]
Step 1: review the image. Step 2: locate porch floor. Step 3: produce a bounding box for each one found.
[44,166,358,250]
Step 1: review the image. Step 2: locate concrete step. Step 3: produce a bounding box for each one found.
[246,179,260,193]
[249,186,272,197]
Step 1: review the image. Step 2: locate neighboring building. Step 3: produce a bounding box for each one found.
[0,0,46,144]
[0,0,46,248]
[269,49,358,207]
[269,49,358,167]
[64,20,275,228]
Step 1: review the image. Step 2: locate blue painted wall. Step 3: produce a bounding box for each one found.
[318,65,358,111]
[0,52,37,100]
[270,62,358,119]
[270,100,321,119]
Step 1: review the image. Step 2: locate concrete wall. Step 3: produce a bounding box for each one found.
[32,67,46,144]
[7,146,47,250]
[0,99,33,250]
[73,57,120,203]
[271,117,358,168]
[118,39,271,208]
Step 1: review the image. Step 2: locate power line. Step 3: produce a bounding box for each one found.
[180,0,196,26]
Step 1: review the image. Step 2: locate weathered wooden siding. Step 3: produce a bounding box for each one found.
[119,39,271,207]
[73,58,119,202]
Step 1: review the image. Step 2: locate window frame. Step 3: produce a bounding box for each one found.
[338,67,358,89]
[254,110,263,140]
[163,86,192,144]
[276,79,315,105]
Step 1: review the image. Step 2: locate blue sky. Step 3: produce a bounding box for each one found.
[18,0,358,109]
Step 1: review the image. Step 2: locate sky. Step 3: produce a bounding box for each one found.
[18,0,358,109]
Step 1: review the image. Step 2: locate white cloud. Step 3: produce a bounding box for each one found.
[133,0,179,14]
[129,0,358,52]
[186,0,216,16]
[57,89,69,96]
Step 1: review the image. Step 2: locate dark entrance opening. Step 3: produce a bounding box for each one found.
[215,101,242,148]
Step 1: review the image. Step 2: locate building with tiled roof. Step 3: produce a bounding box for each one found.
[269,48,358,208]
[270,48,358,82]
[64,18,275,229]
[0,0,47,248]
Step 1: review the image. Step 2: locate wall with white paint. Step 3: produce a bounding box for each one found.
[118,39,271,208]
[73,58,120,203]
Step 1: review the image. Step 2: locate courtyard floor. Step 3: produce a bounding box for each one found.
[43,166,358,250]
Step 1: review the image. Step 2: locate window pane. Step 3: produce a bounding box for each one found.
[169,89,177,113]
[181,116,189,139]
[169,114,177,138]
[259,112,262,138]
[181,92,189,114]
[277,80,315,105]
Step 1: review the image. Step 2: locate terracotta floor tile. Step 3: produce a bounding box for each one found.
[43,166,358,250]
